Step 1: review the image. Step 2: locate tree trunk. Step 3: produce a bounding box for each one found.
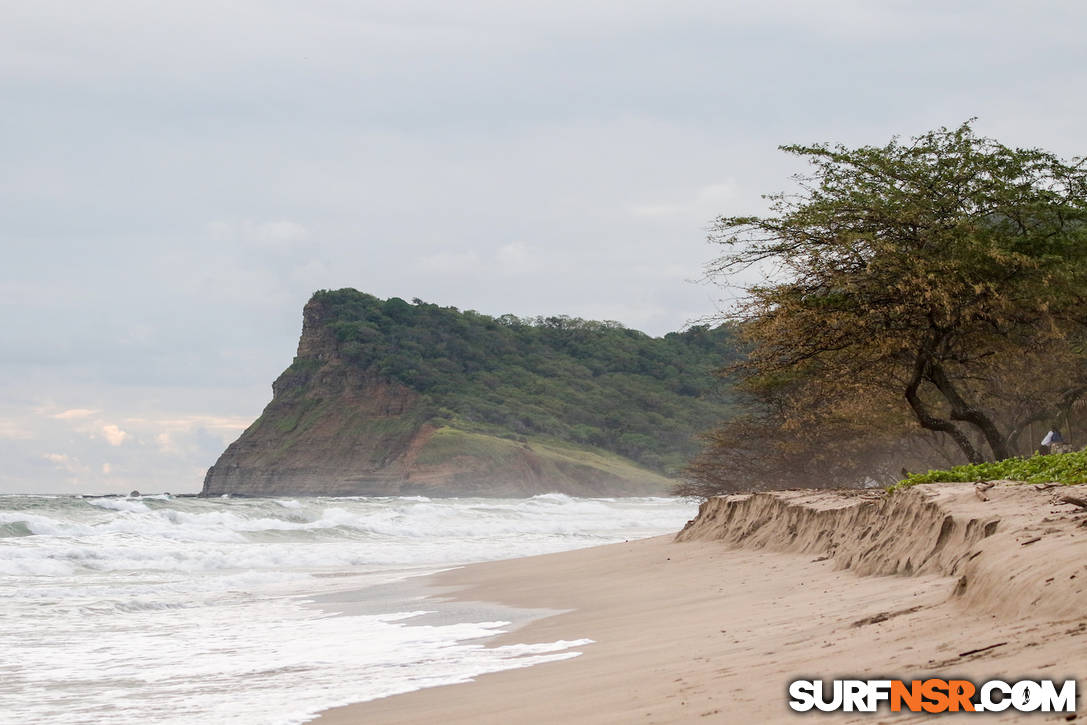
[927,361,1011,460]
[904,351,984,464]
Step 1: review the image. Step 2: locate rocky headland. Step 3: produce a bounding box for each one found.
[203,290,737,497]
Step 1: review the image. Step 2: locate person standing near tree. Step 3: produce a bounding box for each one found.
[1041,429,1066,455]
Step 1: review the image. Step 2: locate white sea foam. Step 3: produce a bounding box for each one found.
[84,496,152,512]
[0,493,695,724]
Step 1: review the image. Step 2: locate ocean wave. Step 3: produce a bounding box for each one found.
[0,494,692,725]
[1,495,689,541]
[0,495,696,579]
[84,497,151,513]
[0,520,33,538]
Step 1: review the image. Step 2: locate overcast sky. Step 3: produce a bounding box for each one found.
[3,1,1085,493]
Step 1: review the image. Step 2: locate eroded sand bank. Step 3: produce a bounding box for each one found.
[314,482,1087,723]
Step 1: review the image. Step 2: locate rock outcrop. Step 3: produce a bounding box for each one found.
[202,296,676,497]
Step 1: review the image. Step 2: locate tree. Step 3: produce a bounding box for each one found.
[705,121,1087,469]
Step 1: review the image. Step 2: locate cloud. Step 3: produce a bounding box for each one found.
[39,451,92,487]
[43,452,83,474]
[207,220,311,249]
[46,409,133,447]
[155,432,177,454]
[3,0,1087,496]
[496,242,535,274]
[101,424,129,446]
[124,414,251,433]
[132,414,252,454]
[629,182,740,220]
[0,395,257,493]
[52,408,98,420]
[579,301,670,330]
[420,250,481,274]
[0,419,33,439]
[421,244,540,278]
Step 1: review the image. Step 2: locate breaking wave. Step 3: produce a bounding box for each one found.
[0,494,692,576]
[0,492,695,724]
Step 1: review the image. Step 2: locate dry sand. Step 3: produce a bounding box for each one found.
[313,482,1087,724]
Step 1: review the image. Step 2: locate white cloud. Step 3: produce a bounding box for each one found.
[579,301,670,331]
[46,409,132,447]
[420,250,481,274]
[132,414,252,453]
[101,424,129,447]
[496,242,535,273]
[0,419,32,439]
[0,396,259,493]
[52,408,98,420]
[421,244,540,278]
[629,182,740,220]
[155,432,177,453]
[259,221,308,242]
[207,220,311,249]
[43,452,83,475]
[125,414,251,433]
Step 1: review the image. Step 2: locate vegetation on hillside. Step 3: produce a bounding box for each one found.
[305,289,742,473]
[684,121,1087,495]
[892,450,1087,490]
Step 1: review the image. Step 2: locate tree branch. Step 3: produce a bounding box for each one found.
[904,342,984,463]
[927,361,1011,460]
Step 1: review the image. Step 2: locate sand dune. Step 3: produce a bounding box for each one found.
[314,482,1087,723]
[677,483,1087,620]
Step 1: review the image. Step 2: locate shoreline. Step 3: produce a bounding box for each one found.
[313,483,1087,723]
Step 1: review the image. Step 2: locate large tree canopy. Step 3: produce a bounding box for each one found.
[690,122,1087,492]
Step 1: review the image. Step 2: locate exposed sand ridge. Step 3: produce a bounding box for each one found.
[676,482,1087,620]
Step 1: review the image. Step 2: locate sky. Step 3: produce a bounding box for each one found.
[3,0,1086,494]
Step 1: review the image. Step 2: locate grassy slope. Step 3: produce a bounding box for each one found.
[414,426,675,488]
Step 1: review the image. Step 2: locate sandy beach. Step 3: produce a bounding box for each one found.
[315,483,1087,723]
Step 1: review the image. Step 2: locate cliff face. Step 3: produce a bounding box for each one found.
[202,296,675,497]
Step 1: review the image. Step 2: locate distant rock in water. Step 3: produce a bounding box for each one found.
[202,289,740,497]
[129,490,141,497]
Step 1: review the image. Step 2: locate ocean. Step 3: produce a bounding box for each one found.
[0,493,696,724]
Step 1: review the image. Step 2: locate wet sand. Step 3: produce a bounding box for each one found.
[314,483,1087,723]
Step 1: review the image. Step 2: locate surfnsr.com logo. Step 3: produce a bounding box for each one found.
[788,678,1076,713]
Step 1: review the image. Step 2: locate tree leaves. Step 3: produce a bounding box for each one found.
[691,122,1087,492]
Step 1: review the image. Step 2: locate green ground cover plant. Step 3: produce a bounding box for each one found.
[891,449,1087,491]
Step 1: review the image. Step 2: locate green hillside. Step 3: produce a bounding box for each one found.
[306,289,740,474]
